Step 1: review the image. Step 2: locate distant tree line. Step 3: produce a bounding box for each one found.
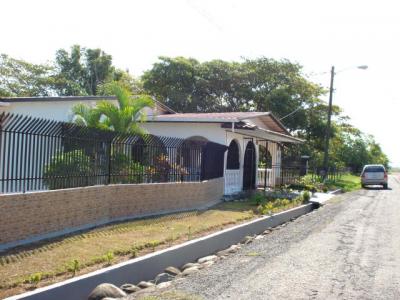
[0,45,390,172]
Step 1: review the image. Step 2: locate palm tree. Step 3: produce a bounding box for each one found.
[72,82,154,134]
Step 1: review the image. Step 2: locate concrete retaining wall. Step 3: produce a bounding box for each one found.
[0,178,224,250]
[6,203,316,300]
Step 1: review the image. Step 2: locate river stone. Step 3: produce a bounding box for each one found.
[88,283,127,300]
[216,249,230,257]
[137,281,155,289]
[182,262,201,270]
[255,235,264,240]
[242,235,254,244]
[228,244,240,252]
[120,283,141,294]
[157,281,172,289]
[164,266,181,276]
[201,260,215,268]
[197,255,217,264]
[182,266,199,276]
[155,272,173,283]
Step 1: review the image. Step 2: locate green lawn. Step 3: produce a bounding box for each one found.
[324,174,361,192]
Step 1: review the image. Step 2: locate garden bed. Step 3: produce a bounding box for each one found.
[0,192,309,299]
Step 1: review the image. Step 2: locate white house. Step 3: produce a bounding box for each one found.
[0,96,174,121]
[0,96,302,195]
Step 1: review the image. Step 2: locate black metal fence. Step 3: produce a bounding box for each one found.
[0,113,226,194]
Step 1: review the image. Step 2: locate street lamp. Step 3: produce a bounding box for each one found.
[322,65,368,180]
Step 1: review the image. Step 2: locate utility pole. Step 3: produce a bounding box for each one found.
[322,66,335,181]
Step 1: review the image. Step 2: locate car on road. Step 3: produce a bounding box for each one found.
[361,164,388,189]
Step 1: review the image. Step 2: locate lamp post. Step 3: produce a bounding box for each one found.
[322,65,368,181]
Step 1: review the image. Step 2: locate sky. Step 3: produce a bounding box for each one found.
[1,0,399,166]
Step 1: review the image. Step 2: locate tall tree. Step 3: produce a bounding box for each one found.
[142,56,200,112]
[53,45,114,95]
[0,54,54,97]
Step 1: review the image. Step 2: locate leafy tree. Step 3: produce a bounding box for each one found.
[53,45,114,95]
[98,69,144,95]
[0,54,54,97]
[142,56,200,112]
[142,56,325,131]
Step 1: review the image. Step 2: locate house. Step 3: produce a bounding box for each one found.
[0,96,302,195]
[0,96,175,121]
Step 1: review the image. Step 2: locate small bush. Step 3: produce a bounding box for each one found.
[28,273,42,286]
[302,191,311,203]
[250,193,265,206]
[105,251,114,265]
[281,199,290,206]
[66,259,80,276]
[131,246,138,258]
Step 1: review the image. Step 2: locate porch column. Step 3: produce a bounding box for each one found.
[270,143,282,187]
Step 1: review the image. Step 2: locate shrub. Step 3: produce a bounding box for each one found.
[28,273,42,286]
[44,150,145,189]
[105,251,114,265]
[302,191,311,203]
[44,150,95,189]
[66,259,80,276]
[250,193,265,206]
[131,246,138,258]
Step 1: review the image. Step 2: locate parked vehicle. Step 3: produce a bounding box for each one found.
[361,164,388,189]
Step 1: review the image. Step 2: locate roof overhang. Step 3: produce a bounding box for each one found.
[226,127,304,144]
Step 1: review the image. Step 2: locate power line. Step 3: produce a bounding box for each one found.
[279,106,303,120]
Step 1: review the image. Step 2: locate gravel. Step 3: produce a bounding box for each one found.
[127,175,400,300]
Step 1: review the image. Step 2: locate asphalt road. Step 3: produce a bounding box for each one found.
[163,175,400,299]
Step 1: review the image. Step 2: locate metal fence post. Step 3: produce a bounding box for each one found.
[107,140,112,185]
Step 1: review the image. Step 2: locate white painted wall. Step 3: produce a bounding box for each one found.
[1,100,163,122]
[141,122,227,145]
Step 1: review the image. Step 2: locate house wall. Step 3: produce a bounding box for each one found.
[0,100,163,122]
[142,122,227,145]
[0,178,224,250]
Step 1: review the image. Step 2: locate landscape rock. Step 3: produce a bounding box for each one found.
[242,235,254,244]
[197,255,217,264]
[182,266,200,276]
[164,266,181,276]
[155,272,174,284]
[228,244,241,252]
[255,235,264,240]
[182,262,201,270]
[120,283,141,294]
[120,283,140,294]
[137,281,155,289]
[216,249,230,257]
[157,281,172,289]
[88,283,127,300]
[201,260,215,268]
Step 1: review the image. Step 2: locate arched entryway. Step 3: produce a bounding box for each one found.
[243,141,256,190]
[177,136,208,181]
[225,140,242,194]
